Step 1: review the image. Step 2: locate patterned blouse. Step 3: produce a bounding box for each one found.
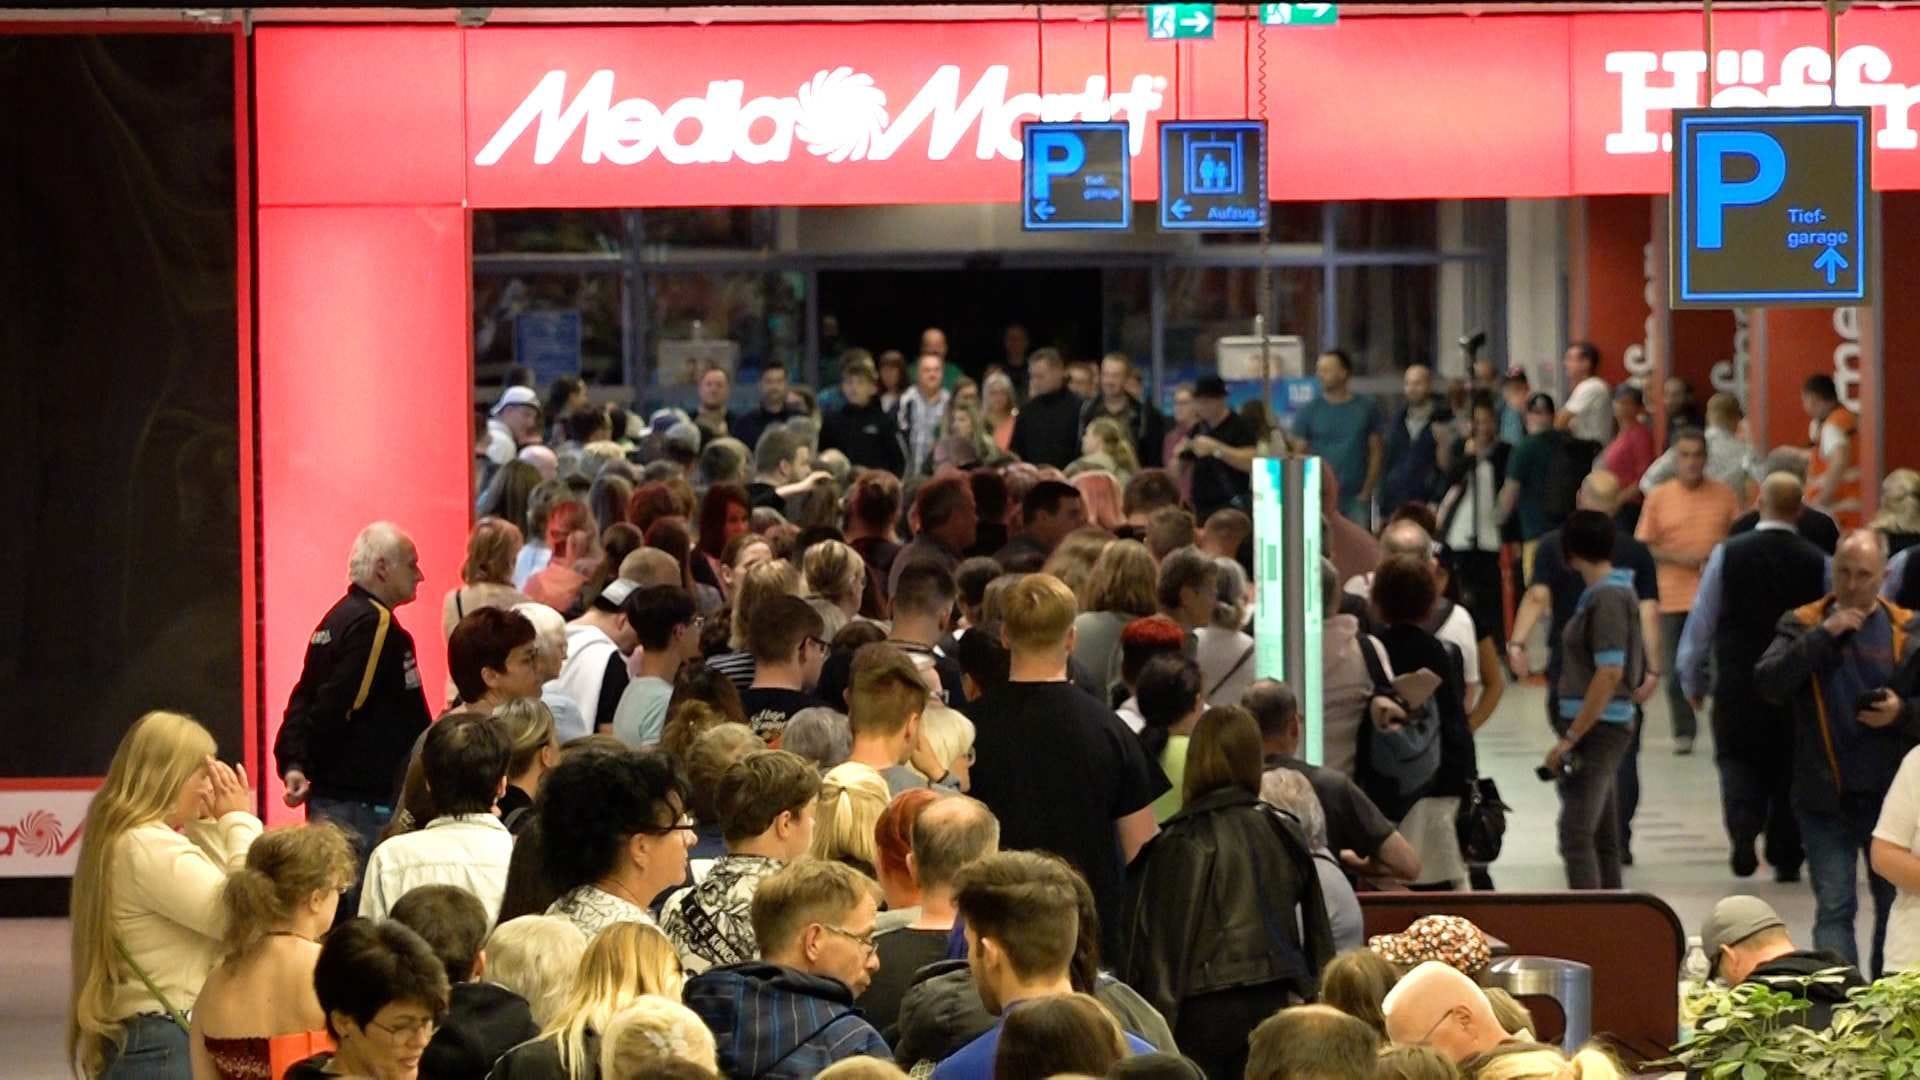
[658,855,783,974]
[546,885,655,940]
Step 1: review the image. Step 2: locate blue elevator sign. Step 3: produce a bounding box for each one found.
[1159,121,1268,232]
[1671,107,1871,307]
[1021,122,1132,232]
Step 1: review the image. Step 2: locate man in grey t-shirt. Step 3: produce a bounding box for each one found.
[1549,510,1646,890]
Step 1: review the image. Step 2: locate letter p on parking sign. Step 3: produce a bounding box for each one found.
[1672,107,1871,307]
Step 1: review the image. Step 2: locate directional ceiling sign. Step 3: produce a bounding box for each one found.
[1159,120,1268,232]
[1021,121,1132,232]
[1261,3,1338,26]
[1147,3,1214,40]
[1671,107,1871,307]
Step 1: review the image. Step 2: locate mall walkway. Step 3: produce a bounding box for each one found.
[0,683,1857,1077]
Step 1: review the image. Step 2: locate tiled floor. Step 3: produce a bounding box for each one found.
[0,682,1864,1077]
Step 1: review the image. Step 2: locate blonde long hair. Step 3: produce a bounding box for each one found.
[542,921,686,1080]
[68,711,218,1075]
[811,763,892,876]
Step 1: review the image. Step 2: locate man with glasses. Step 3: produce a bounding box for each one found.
[612,585,704,749]
[685,858,891,1078]
[739,594,830,744]
[1381,961,1516,1065]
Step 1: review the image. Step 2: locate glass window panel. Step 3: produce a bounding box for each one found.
[638,208,774,249]
[473,272,626,386]
[644,271,806,413]
[1334,264,1438,385]
[1160,265,1321,410]
[473,210,625,255]
[1335,200,1438,250]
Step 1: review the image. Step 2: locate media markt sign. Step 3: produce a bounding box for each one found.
[1147,3,1214,40]
[1671,107,1871,307]
[1261,3,1338,26]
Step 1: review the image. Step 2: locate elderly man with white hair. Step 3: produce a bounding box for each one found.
[274,521,432,876]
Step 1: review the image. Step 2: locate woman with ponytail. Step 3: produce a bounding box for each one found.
[188,823,357,1079]
[1132,654,1204,824]
[68,711,260,1078]
[809,762,892,879]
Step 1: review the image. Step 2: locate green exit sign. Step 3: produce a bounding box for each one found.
[1147,3,1214,39]
[1262,2,1338,26]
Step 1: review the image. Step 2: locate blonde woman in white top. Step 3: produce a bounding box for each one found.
[68,710,261,1078]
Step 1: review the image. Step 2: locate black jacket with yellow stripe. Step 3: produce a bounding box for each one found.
[274,585,431,804]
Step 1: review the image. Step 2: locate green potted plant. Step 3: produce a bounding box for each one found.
[1665,969,1920,1079]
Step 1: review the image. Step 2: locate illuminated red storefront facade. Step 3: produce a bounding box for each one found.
[17,6,1920,834]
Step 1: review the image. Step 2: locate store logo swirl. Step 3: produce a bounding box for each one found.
[0,810,81,859]
[475,66,1167,167]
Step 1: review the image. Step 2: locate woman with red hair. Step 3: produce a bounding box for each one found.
[1114,614,1190,734]
[695,483,751,599]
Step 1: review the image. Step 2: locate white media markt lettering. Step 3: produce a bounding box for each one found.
[475,66,1168,168]
[1606,43,1920,154]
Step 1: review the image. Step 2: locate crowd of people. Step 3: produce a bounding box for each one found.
[62,325,1920,1080]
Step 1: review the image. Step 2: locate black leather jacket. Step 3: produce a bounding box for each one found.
[1115,788,1336,1031]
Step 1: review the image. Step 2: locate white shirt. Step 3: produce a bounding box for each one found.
[1565,376,1614,443]
[554,622,623,731]
[360,813,514,926]
[1445,456,1501,554]
[1875,746,1920,972]
[1435,602,1483,700]
[485,418,517,468]
[108,813,262,1021]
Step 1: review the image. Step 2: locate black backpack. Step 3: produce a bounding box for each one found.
[1540,431,1601,527]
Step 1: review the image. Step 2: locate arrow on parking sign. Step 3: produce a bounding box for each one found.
[1813,244,1848,285]
[1170,198,1193,220]
[1033,201,1057,221]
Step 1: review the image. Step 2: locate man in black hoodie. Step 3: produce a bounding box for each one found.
[1010,348,1083,469]
[1702,895,1865,1031]
[390,885,539,1080]
[821,351,905,475]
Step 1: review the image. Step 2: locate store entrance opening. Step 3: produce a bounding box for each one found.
[817,266,1104,380]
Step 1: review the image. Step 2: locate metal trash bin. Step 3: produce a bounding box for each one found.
[1481,954,1594,1052]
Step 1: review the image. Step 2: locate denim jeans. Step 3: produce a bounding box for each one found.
[1659,611,1697,741]
[100,1014,189,1079]
[307,794,392,920]
[1615,706,1644,856]
[1798,794,1897,976]
[1557,722,1636,889]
